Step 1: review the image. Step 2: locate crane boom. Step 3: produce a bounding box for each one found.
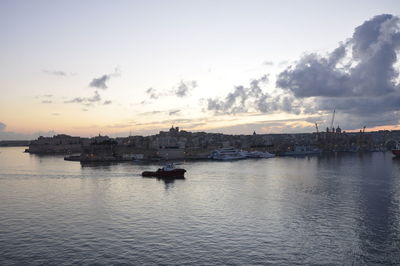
[330,109,336,131]
[315,122,319,133]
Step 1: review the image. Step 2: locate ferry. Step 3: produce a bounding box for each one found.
[209,148,247,160]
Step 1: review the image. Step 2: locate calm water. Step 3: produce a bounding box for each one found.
[0,147,400,265]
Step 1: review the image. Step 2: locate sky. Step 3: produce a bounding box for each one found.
[0,0,399,140]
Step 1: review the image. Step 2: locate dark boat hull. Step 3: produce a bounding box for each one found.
[392,149,400,157]
[142,169,186,178]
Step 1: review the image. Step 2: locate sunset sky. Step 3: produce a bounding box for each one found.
[0,0,399,140]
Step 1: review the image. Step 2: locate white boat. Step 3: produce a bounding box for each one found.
[209,148,247,160]
[245,151,275,158]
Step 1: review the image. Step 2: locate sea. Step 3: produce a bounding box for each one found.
[0,146,399,265]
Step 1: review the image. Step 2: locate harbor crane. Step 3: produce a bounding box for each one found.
[315,122,320,141]
[330,109,336,132]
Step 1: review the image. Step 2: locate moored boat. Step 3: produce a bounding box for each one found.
[208,147,247,160]
[245,151,275,158]
[141,163,186,178]
[392,143,400,157]
[280,145,322,156]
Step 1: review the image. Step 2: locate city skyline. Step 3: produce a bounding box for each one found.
[1,0,399,140]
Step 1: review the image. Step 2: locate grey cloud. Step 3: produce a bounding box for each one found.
[146,88,159,99]
[103,100,112,105]
[137,109,181,116]
[169,109,181,116]
[146,80,198,100]
[278,60,289,67]
[66,97,84,103]
[205,14,400,131]
[263,61,274,66]
[64,91,102,105]
[52,113,60,116]
[41,100,52,104]
[42,69,67,76]
[175,80,197,97]
[274,14,400,129]
[206,74,298,114]
[138,110,162,116]
[0,122,6,131]
[277,14,400,100]
[89,68,120,89]
[276,52,351,98]
[89,75,110,89]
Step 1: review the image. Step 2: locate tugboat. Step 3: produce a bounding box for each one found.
[141,163,186,178]
[392,142,400,157]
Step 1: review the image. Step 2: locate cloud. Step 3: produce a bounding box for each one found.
[41,100,52,104]
[169,109,181,116]
[42,69,67,76]
[137,110,162,116]
[89,68,120,89]
[64,91,102,105]
[0,122,6,131]
[145,80,198,100]
[206,14,400,130]
[277,14,400,100]
[146,87,159,99]
[103,100,112,105]
[89,75,110,89]
[206,74,299,114]
[274,14,400,129]
[263,61,274,66]
[278,60,289,67]
[137,109,181,117]
[51,113,60,116]
[175,80,197,97]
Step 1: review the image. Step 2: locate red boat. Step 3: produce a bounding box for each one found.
[142,163,186,178]
[392,143,400,157]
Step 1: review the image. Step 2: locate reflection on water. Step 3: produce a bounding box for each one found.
[141,176,185,190]
[0,147,399,265]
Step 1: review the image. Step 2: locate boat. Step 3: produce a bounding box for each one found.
[208,147,247,160]
[392,143,400,157]
[141,163,186,178]
[244,151,275,158]
[280,145,322,156]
